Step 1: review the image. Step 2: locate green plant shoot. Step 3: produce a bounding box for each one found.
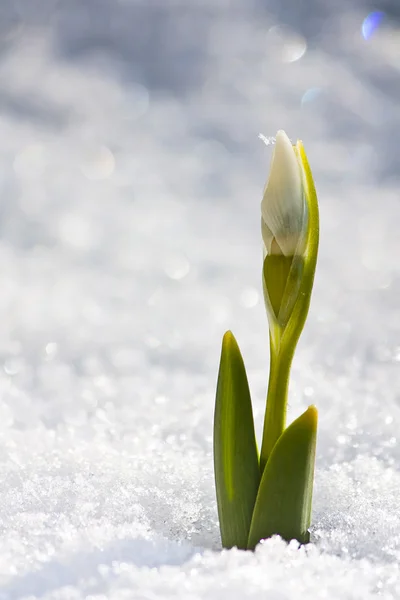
[213,130,319,549]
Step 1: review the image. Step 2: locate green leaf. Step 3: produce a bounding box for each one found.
[278,141,320,360]
[248,405,317,550]
[214,331,260,549]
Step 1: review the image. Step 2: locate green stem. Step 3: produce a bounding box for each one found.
[260,336,295,473]
[259,140,319,478]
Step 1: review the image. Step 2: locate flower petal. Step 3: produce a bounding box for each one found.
[261,130,304,256]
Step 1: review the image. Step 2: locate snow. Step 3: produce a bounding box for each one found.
[1,0,400,597]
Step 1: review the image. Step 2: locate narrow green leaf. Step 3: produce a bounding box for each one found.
[279,141,320,364]
[248,405,317,550]
[214,331,260,549]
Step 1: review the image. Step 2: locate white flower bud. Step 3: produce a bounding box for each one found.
[261,130,305,257]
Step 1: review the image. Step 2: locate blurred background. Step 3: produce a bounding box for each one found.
[0,0,398,427]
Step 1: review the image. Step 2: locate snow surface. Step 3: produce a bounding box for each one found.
[1,0,400,598]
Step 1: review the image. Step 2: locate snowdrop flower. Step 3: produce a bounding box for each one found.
[213,129,319,552]
[261,129,319,338]
[261,130,306,257]
[259,129,319,467]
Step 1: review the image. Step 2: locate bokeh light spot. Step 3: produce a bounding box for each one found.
[240,288,259,308]
[362,11,385,40]
[301,87,323,107]
[163,254,190,280]
[266,25,307,63]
